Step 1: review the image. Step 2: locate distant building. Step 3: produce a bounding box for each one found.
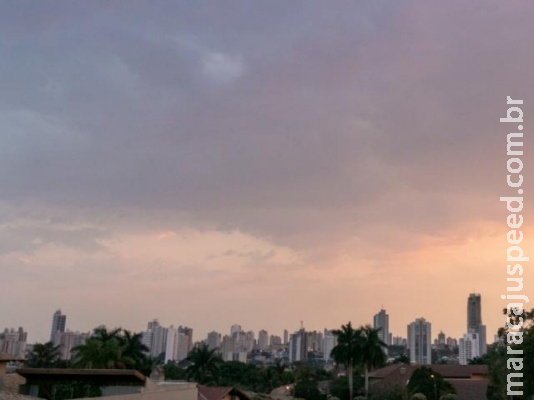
[57,331,88,360]
[459,331,480,365]
[207,331,221,351]
[257,330,269,351]
[50,310,67,343]
[220,335,235,361]
[289,328,308,363]
[373,309,391,346]
[407,318,431,365]
[165,327,179,363]
[467,293,487,356]
[0,327,27,359]
[323,329,337,362]
[437,331,446,346]
[150,325,168,358]
[269,335,282,347]
[283,329,289,345]
[176,327,193,361]
[230,325,241,338]
[446,337,458,348]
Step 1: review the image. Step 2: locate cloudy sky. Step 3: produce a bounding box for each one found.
[1,1,533,343]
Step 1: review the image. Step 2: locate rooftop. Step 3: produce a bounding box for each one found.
[16,369,145,384]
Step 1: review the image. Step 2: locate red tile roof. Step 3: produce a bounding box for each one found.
[198,386,251,400]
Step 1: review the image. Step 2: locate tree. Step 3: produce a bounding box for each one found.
[359,325,387,397]
[72,326,149,372]
[25,342,62,368]
[119,330,150,369]
[331,322,363,400]
[294,378,324,400]
[184,343,222,384]
[406,367,454,400]
[162,361,187,381]
[487,307,534,399]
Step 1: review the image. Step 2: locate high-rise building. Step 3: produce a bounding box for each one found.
[258,330,269,351]
[165,327,179,363]
[407,318,431,365]
[269,335,282,347]
[289,328,308,363]
[467,293,487,356]
[373,309,391,347]
[50,310,67,343]
[58,331,88,360]
[176,326,193,361]
[230,325,241,338]
[0,327,28,359]
[323,329,337,362]
[283,329,289,345]
[207,331,222,351]
[459,331,480,365]
[437,331,446,346]
[221,335,235,361]
[150,325,168,358]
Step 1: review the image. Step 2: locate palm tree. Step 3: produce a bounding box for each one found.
[25,342,62,368]
[119,330,149,369]
[73,336,124,369]
[184,343,222,384]
[359,325,387,398]
[331,322,363,400]
[73,326,125,369]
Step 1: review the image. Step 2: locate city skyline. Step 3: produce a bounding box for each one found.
[13,297,485,347]
[1,2,533,348]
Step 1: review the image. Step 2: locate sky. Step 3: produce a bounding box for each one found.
[1,1,534,344]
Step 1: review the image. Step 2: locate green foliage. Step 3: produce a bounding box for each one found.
[184,343,222,385]
[51,381,102,400]
[438,394,458,400]
[487,308,534,399]
[406,367,454,400]
[294,378,325,400]
[409,394,426,400]
[72,326,150,372]
[162,361,187,380]
[369,385,408,400]
[25,342,62,368]
[329,375,364,400]
[331,322,387,400]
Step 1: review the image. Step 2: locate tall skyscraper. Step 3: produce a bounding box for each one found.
[373,309,391,346]
[50,310,66,343]
[407,318,432,365]
[467,293,487,356]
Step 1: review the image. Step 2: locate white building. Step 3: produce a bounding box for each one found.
[407,318,432,365]
[459,331,480,365]
[323,329,337,362]
[165,327,179,363]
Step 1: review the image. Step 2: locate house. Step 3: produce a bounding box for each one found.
[0,353,39,400]
[368,364,489,400]
[197,386,251,400]
[17,369,147,399]
[15,369,197,400]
